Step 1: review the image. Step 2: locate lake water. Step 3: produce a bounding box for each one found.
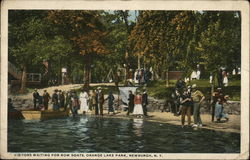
[8,116,240,153]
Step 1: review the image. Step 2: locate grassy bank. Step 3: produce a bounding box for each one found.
[145,79,240,101]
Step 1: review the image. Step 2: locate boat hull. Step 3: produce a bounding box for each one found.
[22,109,70,120]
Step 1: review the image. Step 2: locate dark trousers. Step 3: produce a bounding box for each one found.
[95,104,99,115]
[99,104,103,116]
[181,106,191,125]
[34,101,37,110]
[44,102,49,110]
[211,103,215,122]
[142,105,148,116]
[193,102,202,124]
[218,78,223,87]
[71,106,78,116]
[127,104,134,115]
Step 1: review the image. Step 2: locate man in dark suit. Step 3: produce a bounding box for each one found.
[142,89,148,116]
[127,90,135,116]
[33,89,40,110]
[97,87,104,116]
[43,90,50,110]
[52,89,59,111]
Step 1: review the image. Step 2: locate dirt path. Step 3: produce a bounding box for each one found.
[92,111,240,134]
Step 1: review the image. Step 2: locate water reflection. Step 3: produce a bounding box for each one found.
[8,116,240,153]
[133,118,143,137]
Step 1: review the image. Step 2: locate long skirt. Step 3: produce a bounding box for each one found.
[79,99,89,113]
[108,104,114,112]
[133,104,144,115]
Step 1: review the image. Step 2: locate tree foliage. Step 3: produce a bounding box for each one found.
[129,11,241,80]
[9,10,241,91]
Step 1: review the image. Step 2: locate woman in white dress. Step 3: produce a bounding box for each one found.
[133,91,144,117]
[134,69,139,84]
[79,90,89,114]
[223,75,229,87]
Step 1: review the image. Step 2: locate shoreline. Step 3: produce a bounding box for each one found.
[72,110,240,134]
[8,83,240,134]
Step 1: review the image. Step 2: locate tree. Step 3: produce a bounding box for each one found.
[47,10,109,89]
[129,10,241,86]
[198,11,241,72]
[9,10,73,92]
[129,11,181,85]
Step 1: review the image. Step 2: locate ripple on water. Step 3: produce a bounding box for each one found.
[8,116,240,153]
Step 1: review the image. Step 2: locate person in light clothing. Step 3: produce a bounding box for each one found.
[133,91,144,117]
[79,89,89,114]
[191,84,205,127]
[215,98,229,122]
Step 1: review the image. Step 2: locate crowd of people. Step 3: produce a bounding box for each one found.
[126,68,152,86]
[32,87,149,118]
[168,78,229,128]
[33,87,105,116]
[32,77,230,125]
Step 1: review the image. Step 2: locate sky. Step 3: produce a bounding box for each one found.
[106,10,138,22]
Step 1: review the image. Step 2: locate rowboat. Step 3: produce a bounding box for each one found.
[21,108,70,120]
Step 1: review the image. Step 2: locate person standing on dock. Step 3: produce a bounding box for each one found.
[105,91,115,115]
[33,89,40,110]
[52,89,59,111]
[65,91,72,111]
[133,91,144,117]
[89,90,97,114]
[71,91,80,116]
[215,98,229,122]
[127,90,135,116]
[43,90,50,110]
[97,87,104,116]
[191,84,205,127]
[142,89,148,117]
[211,88,222,122]
[58,90,65,110]
[79,89,89,114]
[94,89,99,115]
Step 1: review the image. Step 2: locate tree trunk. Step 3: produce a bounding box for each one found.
[83,56,91,90]
[211,75,215,103]
[137,54,140,69]
[89,68,91,84]
[166,68,169,87]
[143,55,146,69]
[20,66,27,94]
[59,57,62,85]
